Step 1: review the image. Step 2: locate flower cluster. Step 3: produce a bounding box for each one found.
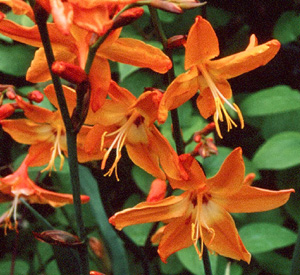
[0,1,295,274]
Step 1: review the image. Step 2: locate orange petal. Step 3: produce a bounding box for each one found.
[209,39,280,79]
[109,194,189,230]
[158,66,199,124]
[27,142,54,167]
[196,79,232,119]
[0,0,35,21]
[168,154,205,190]
[217,185,295,213]
[158,217,194,263]
[0,119,52,144]
[207,148,245,196]
[26,46,76,83]
[100,38,172,74]
[108,80,136,106]
[50,0,73,35]
[16,97,56,123]
[44,84,77,114]
[89,56,111,112]
[185,16,219,70]
[202,200,251,263]
[126,141,166,180]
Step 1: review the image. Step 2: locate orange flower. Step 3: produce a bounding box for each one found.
[0,155,89,232]
[84,81,187,181]
[158,16,280,138]
[0,85,102,171]
[109,148,294,263]
[0,12,171,111]
[36,0,140,35]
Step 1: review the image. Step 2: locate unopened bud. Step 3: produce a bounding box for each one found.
[52,61,88,85]
[192,137,218,158]
[150,0,183,13]
[112,7,144,30]
[176,0,206,9]
[147,179,167,202]
[167,35,187,49]
[0,103,16,120]
[27,90,44,103]
[90,272,106,275]
[89,237,104,259]
[5,86,16,100]
[193,122,216,142]
[33,230,83,247]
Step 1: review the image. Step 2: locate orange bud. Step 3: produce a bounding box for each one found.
[90,272,106,275]
[146,179,167,202]
[27,90,44,103]
[167,35,187,49]
[112,7,144,30]
[150,0,183,13]
[52,61,88,84]
[89,237,104,259]
[0,104,16,120]
[0,11,5,21]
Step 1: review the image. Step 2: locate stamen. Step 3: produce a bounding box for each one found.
[2,194,20,234]
[100,112,140,181]
[41,126,65,173]
[198,64,243,138]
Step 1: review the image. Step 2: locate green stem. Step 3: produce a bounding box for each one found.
[30,3,89,274]
[149,7,212,275]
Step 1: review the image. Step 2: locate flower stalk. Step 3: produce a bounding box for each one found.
[30,2,89,274]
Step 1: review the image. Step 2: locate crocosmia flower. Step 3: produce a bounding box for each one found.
[84,81,187,181]
[158,16,280,138]
[109,148,294,263]
[0,155,89,232]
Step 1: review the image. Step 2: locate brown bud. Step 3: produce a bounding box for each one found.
[33,230,83,247]
[112,7,144,30]
[52,61,88,85]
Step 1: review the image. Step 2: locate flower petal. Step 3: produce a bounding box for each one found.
[185,16,219,69]
[202,200,251,263]
[27,142,55,167]
[158,217,194,263]
[207,148,245,196]
[208,38,280,79]
[216,185,295,213]
[100,38,172,74]
[158,66,199,124]
[109,194,189,230]
[0,0,35,21]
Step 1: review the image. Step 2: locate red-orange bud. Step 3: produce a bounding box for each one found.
[167,35,187,49]
[90,272,106,275]
[112,7,144,30]
[0,103,16,120]
[0,12,5,21]
[52,61,88,84]
[27,90,44,103]
[146,179,167,202]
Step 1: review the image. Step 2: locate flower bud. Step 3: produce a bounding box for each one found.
[52,61,88,85]
[150,0,183,13]
[167,35,187,49]
[27,90,44,103]
[0,103,16,120]
[147,179,167,202]
[0,11,5,21]
[89,237,104,259]
[112,7,144,30]
[90,272,106,275]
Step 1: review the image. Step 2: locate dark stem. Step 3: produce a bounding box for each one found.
[30,3,89,274]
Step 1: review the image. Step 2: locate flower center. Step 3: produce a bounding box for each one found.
[191,192,215,259]
[100,112,141,181]
[41,125,65,173]
[198,64,244,138]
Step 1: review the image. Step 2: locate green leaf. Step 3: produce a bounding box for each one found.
[160,253,184,274]
[132,165,154,195]
[239,222,297,254]
[79,165,130,275]
[0,44,36,76]
[239,85,300,117]
[254,251,291,275]
[273,11,300,43]
[176,245,218,275]
[252,131,300,170]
